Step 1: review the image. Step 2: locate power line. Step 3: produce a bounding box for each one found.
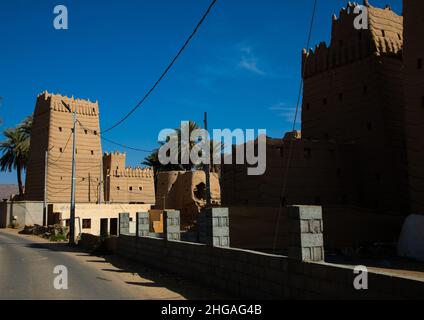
[48,131,73,165]
[100,136,154,153]
[75,119,154,153]
[272,0,318,254]
[101,0,218,134]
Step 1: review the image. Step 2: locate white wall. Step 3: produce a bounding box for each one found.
[52,203,151,237]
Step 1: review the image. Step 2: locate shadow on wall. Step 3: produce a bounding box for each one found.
[228,205,405,253]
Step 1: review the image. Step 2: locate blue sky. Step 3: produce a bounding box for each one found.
[0,0,401,183]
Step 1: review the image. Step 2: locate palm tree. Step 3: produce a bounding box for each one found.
[0,116,33,198]
[143,120,223,173]
[19,115,33,139]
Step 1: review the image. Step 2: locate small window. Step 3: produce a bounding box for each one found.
[60,176,63,180]
[59,148,63,153]
[92,108,95,113]
[129,186,133,191]
[59,127,62,132]
[304,148,312,159]
[81,177,85,181]
[82,219,91,229]
[138,187,143,191]
[418,58,423,70]
[398,33,401,40]
[91,150,94,155]
[75,149,78,154]
[93,131,98,135]
[71,128,74,133]
[116,186,120,191]
[381,30,386,37]
[84,130,88,134]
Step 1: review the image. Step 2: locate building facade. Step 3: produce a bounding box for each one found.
[25,92,103,203]
[222,1,421,217]
[103,152,155,204]
[403,0,424,213]
[25,92,155,205]
[301,2,407,213]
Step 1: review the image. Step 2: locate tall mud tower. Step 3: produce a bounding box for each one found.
[403,0,424,213]
[25,92,103,203]
[302,2,407,213]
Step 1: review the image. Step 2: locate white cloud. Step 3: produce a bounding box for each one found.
[269,102,301,123]
[238,57,266,76]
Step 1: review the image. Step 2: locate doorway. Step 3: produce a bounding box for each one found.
[100,218,108,237]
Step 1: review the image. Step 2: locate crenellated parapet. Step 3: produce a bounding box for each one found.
[36,91,99,116]
[302,1,403,79]
[112,167,154,179]
[104,151,154,178]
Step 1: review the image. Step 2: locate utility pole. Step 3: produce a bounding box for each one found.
[203,112,211,208]
[43,150,48,226]
[62,101,77,245]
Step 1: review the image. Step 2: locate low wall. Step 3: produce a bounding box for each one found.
[228,206,404,251]
[0,201,44,227]
[116,234,424,299]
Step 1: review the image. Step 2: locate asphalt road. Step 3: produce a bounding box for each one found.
[0,229,218,300]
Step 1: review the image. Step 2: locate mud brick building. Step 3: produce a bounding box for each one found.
[25,92,155,204]
[103,151,155,204]
[155,171,221,229]
[301,1,407,213]
[403,0,424,213]
[221,1,423,251]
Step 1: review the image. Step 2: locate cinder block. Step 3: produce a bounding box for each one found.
[119,212,130,235]
[199,207,230,247]
[288,205,324,262]
[163,210,181,241]
[288,205,322,220]
[136,212,149,237]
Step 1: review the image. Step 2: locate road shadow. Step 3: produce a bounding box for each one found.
[24,239,230,300]
[98,253,231,300]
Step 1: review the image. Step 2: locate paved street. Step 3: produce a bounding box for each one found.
[0,229,221,300]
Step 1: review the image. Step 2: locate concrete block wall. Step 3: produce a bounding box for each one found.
[116,234,424,299]
[288,206,324,262]
[136,212,149,237]
[119,212,130,235]
[199,207,230,247]
[163,210,181,241]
